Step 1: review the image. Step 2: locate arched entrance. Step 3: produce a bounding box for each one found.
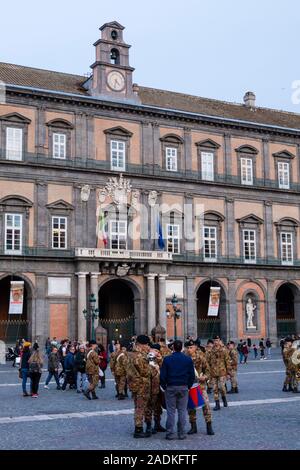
[0,275,30,343]
[196,280,227,340]
[98,279,135,344]
[276,283,299,338]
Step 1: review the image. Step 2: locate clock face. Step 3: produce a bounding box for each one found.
[107,71,125,91]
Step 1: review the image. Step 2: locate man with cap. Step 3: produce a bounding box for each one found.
[113,342,129,400]
[127,334,152,438]
[84,340,100,400]
[185,339,214,436]
[227,341,239,393]
[145,343,166,434]
[207,336,230,410]
[205,339,214,394]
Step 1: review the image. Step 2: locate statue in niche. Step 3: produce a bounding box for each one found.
[246,297,256,329]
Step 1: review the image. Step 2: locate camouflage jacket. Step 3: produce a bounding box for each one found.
[86,349,100,375]
[149,356,162,395]
[228,349,238,371]
[127,347,151,391]
[207,346,230,378]
[115,351,128,377]
[160,346,171,359]
[283,347,295,370]
[189,350,210,382]
[109,351,117,374]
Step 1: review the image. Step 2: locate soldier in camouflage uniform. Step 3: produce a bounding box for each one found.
[185,340,214,436]
[126,334,152,438]
[145,344,166,433]
[159,338,171,359]
[84,340,100,400]
[114,344,128,400]
[109,341,120,398]
[205,339,214,394]
[282,337,296,392]
[207,336,230,410]
[227,341,239,393]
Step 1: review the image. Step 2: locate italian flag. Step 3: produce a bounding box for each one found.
[97,207,108,247]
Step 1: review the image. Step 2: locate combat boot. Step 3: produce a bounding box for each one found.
[145,422,152,437]
[187,422,197,435]
[153,419,166,433]
[206,422,215,435]
[118,393,125,400]
[213,400,221,411]
[91,391,99,400]
[235,387,239,393]
[227,388,235,394]
[133,427,148,438]
[288,384,293,392]
[293,387,299,393]
[222,395,228,407]
[207,387,212,395]
[83,390,91,400]
[282,384,288,392]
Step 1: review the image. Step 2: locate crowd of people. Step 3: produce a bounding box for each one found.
[14,332,300,440]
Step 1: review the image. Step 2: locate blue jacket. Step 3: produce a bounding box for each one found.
[64,352,75,370]
[160,351,195,389]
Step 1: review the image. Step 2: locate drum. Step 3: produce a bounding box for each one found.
[188,384,205,410]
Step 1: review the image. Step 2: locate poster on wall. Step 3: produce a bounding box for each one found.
[8,281,24,315]
[207,286,221,317]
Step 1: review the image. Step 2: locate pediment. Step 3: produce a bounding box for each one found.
[235,145,258,155]
[46,200,74,211]
[100,21,125,31]
[275,217,299,227]
[237,214,263,225]
[0,195,33,208]
[0,112,31,124]
[46,119,74,129]
[103,126,133,137]
[159,133,184,144]
[204,210,225,222]
[273,150,295,159]
[195,139,220,149]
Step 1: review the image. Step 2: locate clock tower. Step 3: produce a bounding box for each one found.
[87,21,140,103]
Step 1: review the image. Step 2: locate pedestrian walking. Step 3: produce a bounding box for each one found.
[237,340,244,364]
[84,340,100,400]
[61,345,76,390]
[227,341,239,393]
[266,338,272,358]
[253,344,258,359]
[242,342,249,364]
[98,344,108,389]
[74,344,87,393]
[207,336,230,410]
[20,342,31,397]
[28,346,43,397]
[160,339,195,440]
[44,346,61,389]
[259,338,266,359]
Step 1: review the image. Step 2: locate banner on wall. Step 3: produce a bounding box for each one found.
[8,281,24,315]
[207,287,221,317]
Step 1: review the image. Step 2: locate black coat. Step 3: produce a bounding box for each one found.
[74,351,86,373]
[48,352,60,372]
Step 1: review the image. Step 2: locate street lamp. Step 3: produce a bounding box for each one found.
[166,293,181,340]
[82,293,99,341]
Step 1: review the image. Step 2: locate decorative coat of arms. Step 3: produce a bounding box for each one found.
[80,185,90,202]
[116,263,130,277]
[99,174,132,207]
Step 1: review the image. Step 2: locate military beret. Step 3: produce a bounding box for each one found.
[184,339,195,347]
[213,335,220,340]
[88,340,97,345]
[150,343,161,351]
[136,334,151,345]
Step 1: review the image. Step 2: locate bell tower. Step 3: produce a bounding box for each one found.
[87,21,140,103]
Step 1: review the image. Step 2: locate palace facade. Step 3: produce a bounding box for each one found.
[0,21,300,345]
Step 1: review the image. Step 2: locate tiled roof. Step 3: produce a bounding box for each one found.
[1,61,300,130]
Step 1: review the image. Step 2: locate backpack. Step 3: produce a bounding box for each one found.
[126,353,141,393]
[29,361,40,374]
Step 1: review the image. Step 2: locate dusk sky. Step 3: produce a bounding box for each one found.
[1,0,300,113]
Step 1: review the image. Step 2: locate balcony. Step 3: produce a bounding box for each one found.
[75,248,172,261]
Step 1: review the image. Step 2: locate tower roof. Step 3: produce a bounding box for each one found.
[99,21,125,31]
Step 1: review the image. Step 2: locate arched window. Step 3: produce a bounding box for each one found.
[110,49,120,65]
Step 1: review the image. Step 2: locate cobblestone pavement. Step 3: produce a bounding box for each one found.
[0,348,299,450]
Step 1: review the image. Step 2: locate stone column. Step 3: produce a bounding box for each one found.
[264,201,274,261]
[228,279,238,342]
[225,197,235,260]
[224,133,231,178]
[76,272,88,343]
[90,272,100,330]
[158,274,168,331]
[262,138,270,183]
[184,127,192,174]
[146,274,157,333]
[186,277,197,338]
[266,279,277,344]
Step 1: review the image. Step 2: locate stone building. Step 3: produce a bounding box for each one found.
[0,21,300,345]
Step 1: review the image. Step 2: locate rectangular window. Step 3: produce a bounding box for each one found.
[111,140,126,171]
[166,147,178,172]
[5,214,22,254]
[52,217,67,249]
[53,133,66,159]
[167,224,180,254]
[6,127,23,161]
[110,220,127,250]
[203,226,217,261]
[201,152,214,181]
[281,232,293,265]
[241,158,253,185]
[243,229,256,263]
[278,162,290,189]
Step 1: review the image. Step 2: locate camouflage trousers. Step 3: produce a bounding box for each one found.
[87,373,99,392]
[284,368,293,386]
[115,374,127,394]
[211,376,227,401]
[229,370,238,388]
[188,385,212,424]
[132,391,150,427]
[145,393,162,422]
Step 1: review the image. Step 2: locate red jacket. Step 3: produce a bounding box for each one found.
[99,350,108,371]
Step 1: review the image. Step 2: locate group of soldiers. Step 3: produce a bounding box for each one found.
[282,336,300,393]
[109,334,239,438]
